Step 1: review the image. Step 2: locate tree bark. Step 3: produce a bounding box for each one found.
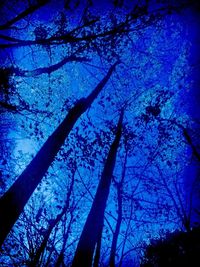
[109,185,122,267]
[0,62,119,248]
[109,149,127,267]
[72,110,123,267]
[93,223,103,267]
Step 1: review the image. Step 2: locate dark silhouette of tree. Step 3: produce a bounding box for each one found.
[0,0,199,265]
[141,227,200,267]
[0,1,49,31]
[0,101,17,111]
[0,1,194,49]
[0,62,119,248]
[93,223,103,267]
[2,55,89,78]
[109,146,128,267]
[72,110,123,267]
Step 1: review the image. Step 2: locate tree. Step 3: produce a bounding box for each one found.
[109,145,128,267]
[72,110,123,267]
[0,0,199,265]
[0,1,50,31]
[0,62,119,247]
[93,223,103,267]
[141,227,200,267]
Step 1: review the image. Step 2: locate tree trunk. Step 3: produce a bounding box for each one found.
[109,149,127,267]
[109,185,122,267]
[72,110,123,267]
[0,62,119,247]
[93,223,103,267]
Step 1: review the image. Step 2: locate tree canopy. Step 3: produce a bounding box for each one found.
[0,0,199,266]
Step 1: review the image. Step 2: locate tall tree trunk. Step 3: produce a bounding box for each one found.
[0,62,119,247]
[109,148,127,267]
[93,223,103,267]
[109,184,122,267]
[72,110,123,267]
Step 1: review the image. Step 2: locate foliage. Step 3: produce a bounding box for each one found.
[0,0,199,266]
[141,227,200,267]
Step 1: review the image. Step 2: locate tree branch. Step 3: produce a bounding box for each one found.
[0,0,49,31]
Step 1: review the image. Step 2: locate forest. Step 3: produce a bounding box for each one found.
[0,0,200,266]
